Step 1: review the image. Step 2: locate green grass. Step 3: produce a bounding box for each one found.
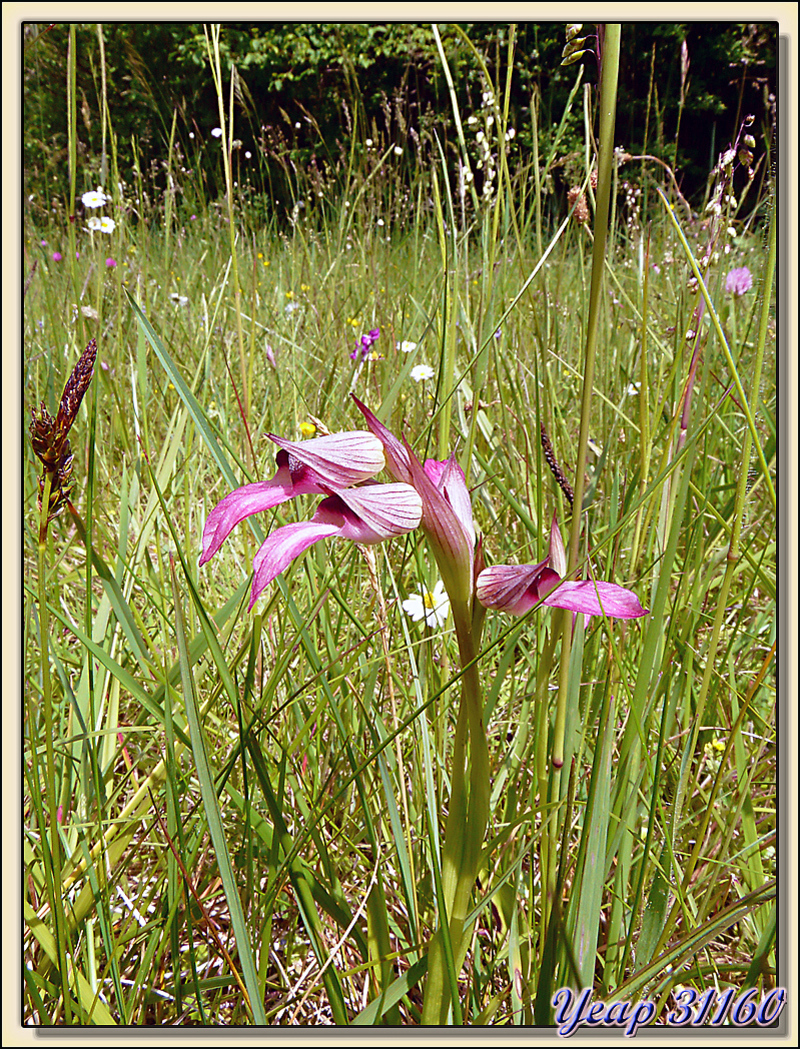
[23,23,777,1027]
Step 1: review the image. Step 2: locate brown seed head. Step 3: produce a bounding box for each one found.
[56,337,97,434]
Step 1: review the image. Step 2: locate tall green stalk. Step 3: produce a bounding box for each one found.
[204,25,251,460]
[553,25,621,768]
[35,477,74,1022]
[421,597,488,1025]
[540,25,621,1013]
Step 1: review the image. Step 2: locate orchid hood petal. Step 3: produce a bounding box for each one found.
[267,430,385,488]
[404,442,475,606]
[475,560,561,615]
[350,396,412,483]
[324,483,423,542]
[424,457,476,554]
[351,397,476,607]
[548,513,567,578]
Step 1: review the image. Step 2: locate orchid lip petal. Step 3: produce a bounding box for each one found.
[542,580,649,618]
[200,469,324,565]
[250,520,341,607]
[200,431,385,566]
[247,483,422,606]
[477,563,649,619]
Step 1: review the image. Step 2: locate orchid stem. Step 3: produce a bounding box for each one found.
[422,602,488,1024]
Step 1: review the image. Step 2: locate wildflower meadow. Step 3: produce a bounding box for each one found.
[22,22,780,1029]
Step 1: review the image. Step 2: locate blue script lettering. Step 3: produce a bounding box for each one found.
[553,988,593,1036]
[552,988,656,1037]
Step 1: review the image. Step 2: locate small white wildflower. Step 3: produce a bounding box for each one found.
[377,218,385,227]
[365,138,373,147]
[82,189,107,209]
[397,340,417,353]
[87,216,102,231]
[81,305,99,320]
[402,581,450,627]
[410,364,434,383]
[211,127,223,138]
[393,145,403,155]
[170,293,189,306]
[626,382,641,396]
[99,216,116,234]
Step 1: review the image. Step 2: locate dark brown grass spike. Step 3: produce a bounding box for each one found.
[56,337,97,433]
[540,421,574,507]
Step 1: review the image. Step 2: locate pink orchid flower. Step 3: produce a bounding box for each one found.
[352,396,477,606]
[200,431,386,565]
[476,517,648,620]
[249,483,422,608]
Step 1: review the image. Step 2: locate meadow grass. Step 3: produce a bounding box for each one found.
[23,25,777,1027]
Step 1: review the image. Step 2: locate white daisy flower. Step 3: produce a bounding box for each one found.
[402,581,450,627]
[410,364,434,383]
[82,189,107,208]
[397,340,417,354]
[98,216,116,233]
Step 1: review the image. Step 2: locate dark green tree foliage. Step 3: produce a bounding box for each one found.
[23,21,776,224]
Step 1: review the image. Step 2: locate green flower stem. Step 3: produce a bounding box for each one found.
[422,599,488,1025]
[554,24,621,771]
[35,473,73,1022]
